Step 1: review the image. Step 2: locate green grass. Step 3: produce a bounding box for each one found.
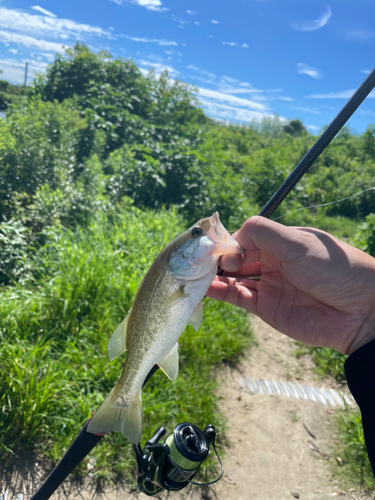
[0,204,253,485]
[310,347,347,382]
[334,408,375,490]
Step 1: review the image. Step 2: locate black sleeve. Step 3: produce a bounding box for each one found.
[345,338,375,475]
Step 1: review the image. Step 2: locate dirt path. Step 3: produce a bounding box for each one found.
[210,316,351,500]
[2,316,370,500]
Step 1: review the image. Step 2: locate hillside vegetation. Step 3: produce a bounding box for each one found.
[1,43,375,488]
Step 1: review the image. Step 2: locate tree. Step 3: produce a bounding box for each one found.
[283,119,307,136]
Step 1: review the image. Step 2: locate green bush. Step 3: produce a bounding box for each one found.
[353,213,375,257]
[0,218,31,285]
[0,98,85,223]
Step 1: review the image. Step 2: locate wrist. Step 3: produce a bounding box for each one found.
[347,308,375,355]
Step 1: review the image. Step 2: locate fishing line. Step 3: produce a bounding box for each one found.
[271,187,375,222]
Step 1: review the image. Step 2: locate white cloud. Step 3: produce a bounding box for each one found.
[296,63,323,80]
[280,96,293,102]
[194,21,200,26]
[188,74,215,85]
[222,41,249,48]
[197,87,268,111]
[187,71,269,100]
[0,57,47,84]
[186,10,197,15]
[135,0,163,10]
[36,51,56,61]
[211,20,219,24]
[346,30,375,42]
[307,125,318,130]
[172,16,189,25]
[218,77,264,95]
[199,99,279,123]
[31,6,56,18]
[221,76,236,83]
[308,89,375,98]
[138,59,179,76]
[362,69,371,75]
[0,30,66,52]
[186,64,216,80]
[136,53,163,62]
[291,6,332,32]
[289,105,321,115]
[0,7,109,40]
[121,35,177,46]
[9,48,18,54]
[114,0,166,11]
[164,50,182,56]
[219,87,265,96]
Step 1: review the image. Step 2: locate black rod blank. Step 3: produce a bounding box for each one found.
[259,67,375,219]
[29,421,103,500]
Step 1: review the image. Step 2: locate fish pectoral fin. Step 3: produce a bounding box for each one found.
[107,312,130,361]
[159,343,179,381]
[87,388,143,444]
[163,286,189,310]
[189,301,203,332]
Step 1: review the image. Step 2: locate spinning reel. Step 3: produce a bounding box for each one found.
[133,422,223,496]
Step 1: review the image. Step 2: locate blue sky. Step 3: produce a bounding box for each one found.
[0,0,374,133]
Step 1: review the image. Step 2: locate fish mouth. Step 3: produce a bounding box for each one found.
[209,212,245,255]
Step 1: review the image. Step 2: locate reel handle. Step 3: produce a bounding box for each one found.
[145,426,166,447]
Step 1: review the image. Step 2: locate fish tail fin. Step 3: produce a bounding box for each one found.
[87,388,142,444]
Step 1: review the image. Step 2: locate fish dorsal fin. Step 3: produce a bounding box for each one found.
[189,301,203,332]
[158,343,179,381]
[107,312,130,361]
[163,286,189,311]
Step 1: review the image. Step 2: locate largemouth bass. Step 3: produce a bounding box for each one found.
[87,212,244,443]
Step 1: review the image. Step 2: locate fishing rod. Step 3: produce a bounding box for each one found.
[28,67,375,500]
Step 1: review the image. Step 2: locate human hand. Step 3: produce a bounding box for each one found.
[207,216,375,355]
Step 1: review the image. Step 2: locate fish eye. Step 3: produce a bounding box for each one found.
[191,227,203,238]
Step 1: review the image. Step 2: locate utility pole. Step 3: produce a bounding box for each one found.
[24,61,28,86]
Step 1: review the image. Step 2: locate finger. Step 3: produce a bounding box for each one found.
[212,275,259,289]
[220,249,260,272]
[235,216,309,263]
[219,253,243,272]
[206,276,259,314]
[222,262,262,277]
